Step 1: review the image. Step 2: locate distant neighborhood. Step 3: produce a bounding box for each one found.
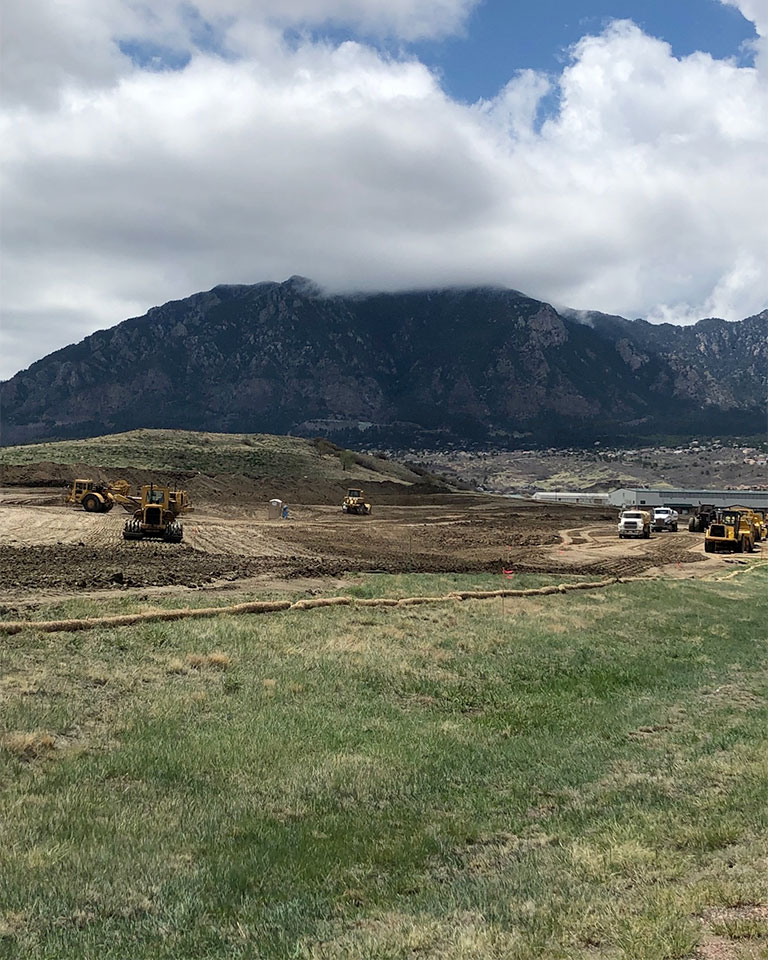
[384,438,768,498]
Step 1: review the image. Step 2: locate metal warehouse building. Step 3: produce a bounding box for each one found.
[531,492,611,506]
[607,488,768,511]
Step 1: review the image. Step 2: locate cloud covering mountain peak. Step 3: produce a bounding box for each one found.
[1,0,765,379]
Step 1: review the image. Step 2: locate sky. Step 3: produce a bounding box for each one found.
[1,0,767,380]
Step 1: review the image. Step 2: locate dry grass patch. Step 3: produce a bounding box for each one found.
[704,904,768,939]
[454,831,557,876]
[167,651,232,673]
[1,730,56,760]
[0,912,27,939]
[703,684,765,709]
[205,651,232,670]
[696,905,768,959]
[298,908,523,960]
[696,937,765,959]
[488,594,615,633]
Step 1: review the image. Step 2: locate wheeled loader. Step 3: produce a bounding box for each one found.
[66,478,136,513]
[704,510,755,554]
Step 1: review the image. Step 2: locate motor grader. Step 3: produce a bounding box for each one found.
[123,484,189,542]
[342,488,372,515]
[66,478,136,513]
[704,510,755,553]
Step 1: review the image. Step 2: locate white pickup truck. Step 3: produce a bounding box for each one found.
[618,510,651,538]
[652,507,679,532]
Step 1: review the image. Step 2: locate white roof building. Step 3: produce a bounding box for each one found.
[607,488,768,510]
[531,491,611,506]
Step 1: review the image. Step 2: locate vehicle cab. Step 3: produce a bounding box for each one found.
[652,507,678,532]
[618,510,651,538]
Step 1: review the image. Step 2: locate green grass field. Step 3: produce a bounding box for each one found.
[2,569,767,959]
[0,429,423,484]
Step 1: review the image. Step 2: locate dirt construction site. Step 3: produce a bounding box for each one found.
[1,472,754,611]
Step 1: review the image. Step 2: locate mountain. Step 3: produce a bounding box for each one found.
[1,277,766,447]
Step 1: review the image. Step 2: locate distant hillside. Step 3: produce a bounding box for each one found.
[0,429,447,503]
[0,429,419,481]
[2,278,766,446]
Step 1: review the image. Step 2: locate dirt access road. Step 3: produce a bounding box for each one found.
[0,486,737,604]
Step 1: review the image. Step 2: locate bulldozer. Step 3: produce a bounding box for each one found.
[704,510,755,554]
[123,484,189,542]
[66,478,136,513]
[342,488,372,515]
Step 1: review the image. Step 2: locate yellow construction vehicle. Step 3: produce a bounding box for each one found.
[123,484,189,542]
[342,488,372,515]
[745,509,764,543]
[751,510,768,541]
[704,510,755,553]
[728,506,765,543]
[66,478,136,513]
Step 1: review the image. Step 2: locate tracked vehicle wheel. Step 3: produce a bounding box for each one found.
[164,521,183,543]
[123,519,143,540]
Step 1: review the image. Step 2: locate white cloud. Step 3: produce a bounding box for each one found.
[647,253,765,325]
[1,2,766,378]
[720,0,767,37]
[719,0,768,70]
[201,0,480,42]
[0,0,478,109]
[0,0,126,108]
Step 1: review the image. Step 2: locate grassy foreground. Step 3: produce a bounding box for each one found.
[1,570,767,959]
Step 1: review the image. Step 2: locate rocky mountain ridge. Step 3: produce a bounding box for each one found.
[2,277,766,446]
